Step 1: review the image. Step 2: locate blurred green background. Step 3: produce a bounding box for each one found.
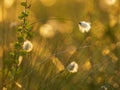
[0,0,120,90]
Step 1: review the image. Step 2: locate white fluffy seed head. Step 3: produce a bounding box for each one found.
[78,21,91,33]
[18,56,23,66]
[23,40,33,52]
[67,61,78,73]
[101,86,108,90]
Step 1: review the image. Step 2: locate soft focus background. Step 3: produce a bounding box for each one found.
[0,0,120,90]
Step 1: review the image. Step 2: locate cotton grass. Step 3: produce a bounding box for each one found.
[23,40,33,52]
[78,21,91,33]
[67,61,78,73]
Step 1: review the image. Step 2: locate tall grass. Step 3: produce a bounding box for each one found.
[0,0,120,90]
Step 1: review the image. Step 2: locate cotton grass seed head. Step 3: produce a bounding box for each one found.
[23,40,33,52]
[78,21,91,33]
[101,85,108,90]
[18,56,23,66]
[67,61,78,73]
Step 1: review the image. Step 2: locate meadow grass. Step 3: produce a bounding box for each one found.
[0,0,120,90]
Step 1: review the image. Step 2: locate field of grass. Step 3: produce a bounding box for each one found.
[0,0,120,90]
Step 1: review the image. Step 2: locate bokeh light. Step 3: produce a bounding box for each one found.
[4,0,15,8]
[39,24,56,38]
[51,56,65,72]
[105,0,116,5]
[0,6,7,22]
[82,60,91,71]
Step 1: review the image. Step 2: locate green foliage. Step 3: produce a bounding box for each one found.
[20,50,27,56]
[26,32,34,39]
[1,0,33,89]
[14,42,21,49]
[21,2,27,7]
[18,36,24,43]
[9,52,15,58]
[26,25,33,31]
[18,11,29,20]
[17,26,22,32]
